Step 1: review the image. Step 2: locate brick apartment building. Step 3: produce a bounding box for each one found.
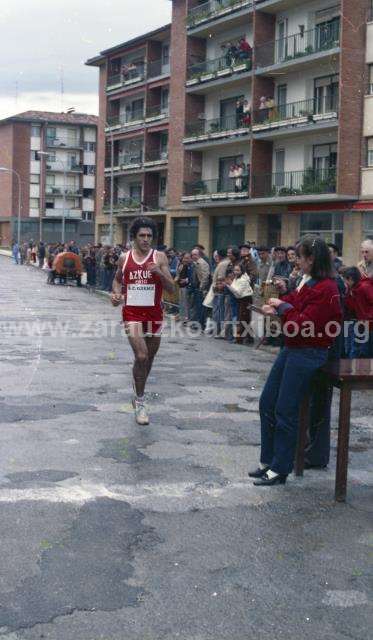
[0,111,98,246]
[88,0,373,263]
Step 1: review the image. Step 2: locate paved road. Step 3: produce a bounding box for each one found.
[0,255,372,640]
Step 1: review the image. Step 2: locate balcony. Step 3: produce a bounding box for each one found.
[145,104,169,124]
[106,110,145,132]
[184,113,251,145]
[46,161,83,173]
[45,186,82,197]
[256,24,340,72]
[46,136,82,149]
[45,209,82,219]
[187,0,253,30]
[252,98,338,136]
[182,175,249,203]
[107,63,146,91]
[104,153,143,174]
[103,197,141,215]
[143,196,166,212]
[147,58,170,80]
[252,168,336,199]
[144,149,168,168]
[186,54,252,89]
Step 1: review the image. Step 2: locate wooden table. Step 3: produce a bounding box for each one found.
[295,359,373,502]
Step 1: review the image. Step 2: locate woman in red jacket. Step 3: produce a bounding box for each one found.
[249,236,342,486]
[343,267,373,358]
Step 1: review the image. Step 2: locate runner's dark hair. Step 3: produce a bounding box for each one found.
[129,217,157,240]
[296,235,334,280]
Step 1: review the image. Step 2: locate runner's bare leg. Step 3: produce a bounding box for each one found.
[145,335,161,382]
[126,323,149,398]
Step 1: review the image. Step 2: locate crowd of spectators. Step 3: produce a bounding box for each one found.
[10,235,373,357]
[221,36,252,67]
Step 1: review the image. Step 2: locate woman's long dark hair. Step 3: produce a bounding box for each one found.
[296,235,334,280]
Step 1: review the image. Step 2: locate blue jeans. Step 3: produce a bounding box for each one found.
[352,330,373,358]
[260,347,328,475]
[212,294,225,333]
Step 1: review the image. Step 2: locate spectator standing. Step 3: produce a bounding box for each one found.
[212,276,226,337]
[225,263,254,344]
[343,267,373,358]
[175,252,193,323]
[328,243,343,271]
[12,241,19,265]
[167,248,180,278]
[190,248,210,327]
[273,246,291,279]
[38,241,46,268]
[83,249,97,287]
[239,244,258,286]
[257,246,272,285]
[358,239,373,277]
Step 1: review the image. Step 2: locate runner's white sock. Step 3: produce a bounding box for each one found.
[259,462,268,470]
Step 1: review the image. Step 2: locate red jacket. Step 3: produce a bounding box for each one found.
[344,278,373,327]
[278,278,342,348]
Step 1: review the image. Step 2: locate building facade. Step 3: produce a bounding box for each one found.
[0,111,98,246]
[88,0,373,262]
[87,25,171,246]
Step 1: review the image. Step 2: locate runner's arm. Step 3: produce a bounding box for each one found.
[152,252,175,294]
[111,255,124,305]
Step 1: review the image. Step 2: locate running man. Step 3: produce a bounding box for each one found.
[111,217,174,425]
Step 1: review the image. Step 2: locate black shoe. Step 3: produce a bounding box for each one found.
[248,465,269,478]
[304,461,328,470]
[253,472,287,486]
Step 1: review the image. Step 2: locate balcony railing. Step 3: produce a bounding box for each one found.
[144,149,168,164]
[145,104,169,120]
[252,168,337,198]
[46,137,82,149]
[107,110,145,128]
[45,186,82,197]
[118,153,143,168]
[147,58,170,79]
[45,209,82,219]
[187,0,252,28]
[183,175,249,199]
[187,54,252,84]
[103,197,141,213]
[185,112,251,138]
[46,162,83,173]
[256,22,340,69]
[107,63,146,89]
[143,196,166,211]
[252,97,339,127]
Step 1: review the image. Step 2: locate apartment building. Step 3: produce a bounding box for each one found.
[89,0,372,262]
[0,111,98,246]
[86,25,171,246]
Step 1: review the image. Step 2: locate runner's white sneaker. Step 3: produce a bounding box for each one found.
[132,397,149,425]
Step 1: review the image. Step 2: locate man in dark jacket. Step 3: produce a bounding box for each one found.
[343,267,373,358]
[38,242,46,268]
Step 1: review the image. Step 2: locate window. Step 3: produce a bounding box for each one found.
[313,143,337,173]
[30,174,40,184]
[212,215,245,250]
[83,188,94,198]
[30,198,39,209]
[83,141,96,152]
[30,150,40,161]
[220,96,244,128]
[47,127,56,139]
[47,152,56,162]
[46,175,55,185]
[300,212,344,252]
[84,165,96,175]
[31,125,41,137]
[364,212,373,239]
[160,132,168,158]
[369,65,373,95]
[173,217,198,251]
[162,43,170,66]
[129,183,142,202]
[82,211,93,221]
[45,200,55,209]
[314,74,339,113]
[274,149,285,186]
[161,88,169,113]
[367,138,373,166]
[160,176,167,197]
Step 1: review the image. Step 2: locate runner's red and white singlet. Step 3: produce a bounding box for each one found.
[122,249,163,334]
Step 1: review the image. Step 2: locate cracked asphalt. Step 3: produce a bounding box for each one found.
[0,255,372,640]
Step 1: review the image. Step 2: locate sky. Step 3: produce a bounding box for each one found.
[0,0,171,119]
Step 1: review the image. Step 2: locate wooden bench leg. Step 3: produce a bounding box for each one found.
[335,384,352,502]
[295,394,310,477]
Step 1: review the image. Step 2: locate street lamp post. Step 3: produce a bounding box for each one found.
[0,166,21,246]
[38,151,67,244]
